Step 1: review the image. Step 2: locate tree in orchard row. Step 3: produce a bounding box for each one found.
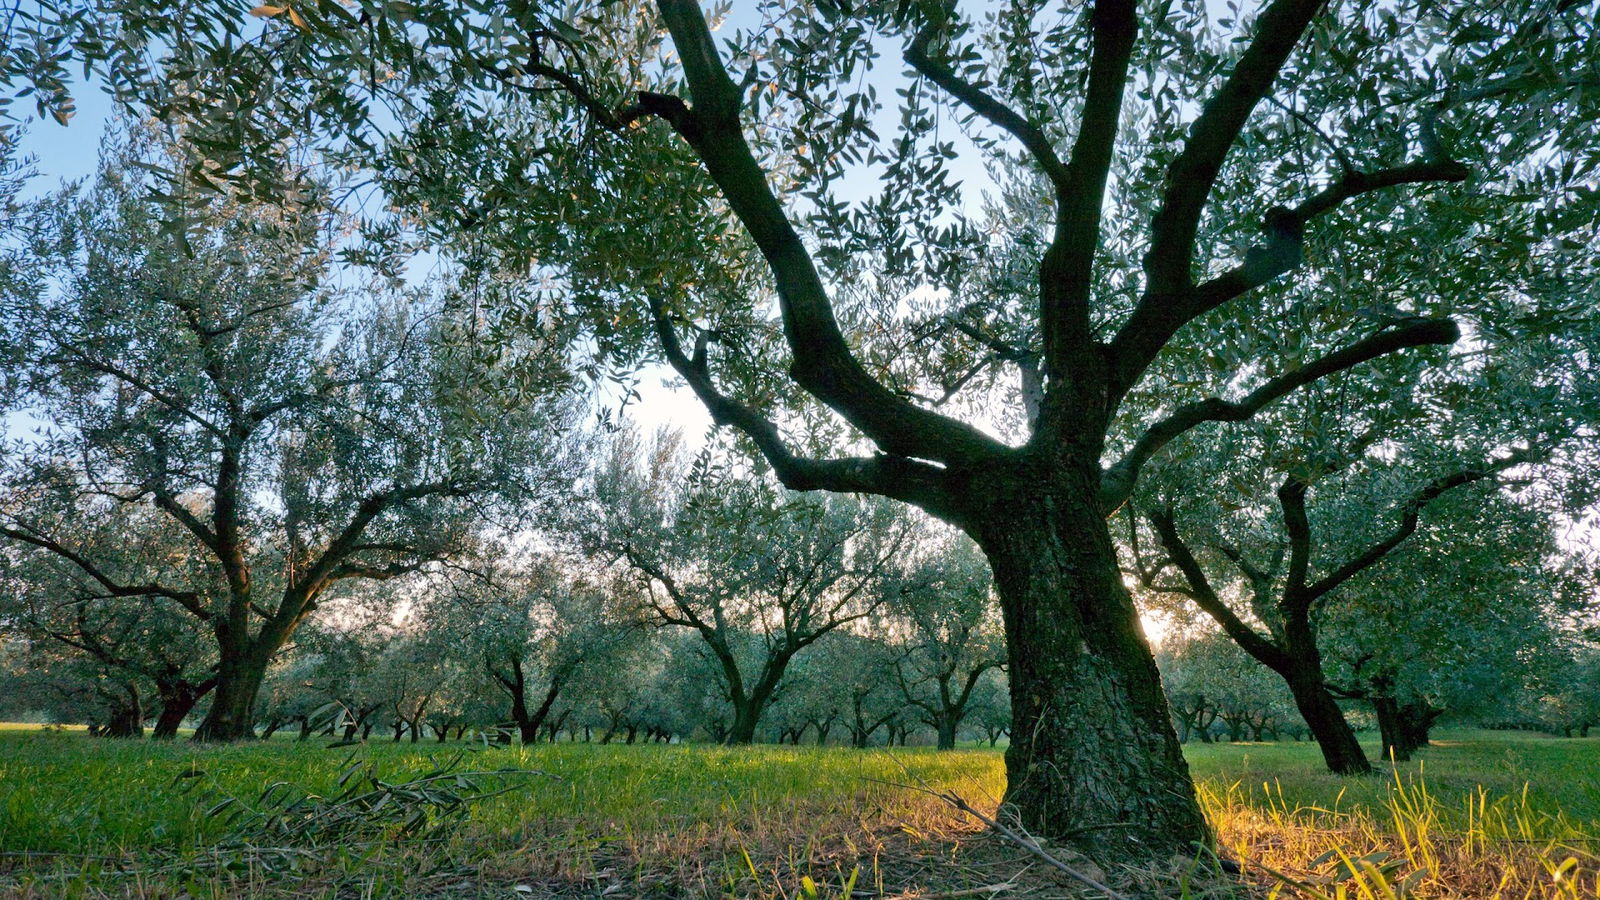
[0,138,575,740]
[1137,449,1525,773]
[22,0,1600,860]
[0,503,219,737]
[888,533,1007,750]
[590,429,910,745]
[1157,627,1305,744]
[1129,266,1598,773]
[1317,490,1594,760]
[423,558,641,745]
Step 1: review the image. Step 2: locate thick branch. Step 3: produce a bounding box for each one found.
[904,22,1069,187]
[1099,317,1459,512]
[1142,0,1325,297]
[649,297,956,518]
[1112,149,1470,394]
[1144,509,1291,671]
[0,526,209,620]
[294,480,472,602]
[646,0,1006,467]
[1039,0,1137,379]
[1295,454,1528,605]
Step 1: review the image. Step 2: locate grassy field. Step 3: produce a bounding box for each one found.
[0,726,1596,898]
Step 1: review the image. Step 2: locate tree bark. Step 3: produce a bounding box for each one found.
[151,677,215,739]
[726,699,761,745]
[970,476,1209,859]
[1285,665,1371,774]
[724,668,786,745]
[1375,696,1437,762]
[99,683,144,738]
[193,641,272,741]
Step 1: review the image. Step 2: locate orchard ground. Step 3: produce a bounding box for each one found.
[0,726,1596,898]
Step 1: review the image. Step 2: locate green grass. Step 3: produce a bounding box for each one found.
[1,727,1597,898]
[1185,730,1600,826]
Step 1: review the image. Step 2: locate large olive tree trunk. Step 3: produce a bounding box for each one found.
[193,618,291,741]
[193,649,270,741]
[971,467,1208,859]
[151,677,216,739]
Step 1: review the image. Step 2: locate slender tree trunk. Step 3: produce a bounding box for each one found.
[1285,667,1371,774]
[970,475,1208,859]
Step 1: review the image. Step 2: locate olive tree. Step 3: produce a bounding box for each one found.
[591,430,909,744]
[0,504,218,737]
[888,533,1006,750]
[0,145,573,740]
[422,559,640,745]
[17,0,1600,859]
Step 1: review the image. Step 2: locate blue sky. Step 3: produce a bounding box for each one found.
[14,81,114,194]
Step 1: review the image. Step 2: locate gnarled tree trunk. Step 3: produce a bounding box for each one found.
[193,636,275,741]
[970,468,1209,860]
[152,677,216,739]
[1374,695,1438,762]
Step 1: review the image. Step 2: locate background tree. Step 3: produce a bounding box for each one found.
[0,139,576,740]
[889,534,1007,750]
[1158,627,1304,743]
[1317,492,1593,759]
[1129,292,1597,772]
[0,505,218,737]
[426,559,639,745]
[592,432,908,745]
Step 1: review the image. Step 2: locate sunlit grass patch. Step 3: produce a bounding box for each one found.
[1,728,1597,897]
[1189,733,1600,899]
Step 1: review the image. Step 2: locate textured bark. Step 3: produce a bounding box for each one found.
[725,697,764,745]
[969,466,1208,860]
[152,677,215,739]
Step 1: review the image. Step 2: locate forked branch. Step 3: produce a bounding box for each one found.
[1099,318,1460,512]
[643,0,1007,467]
